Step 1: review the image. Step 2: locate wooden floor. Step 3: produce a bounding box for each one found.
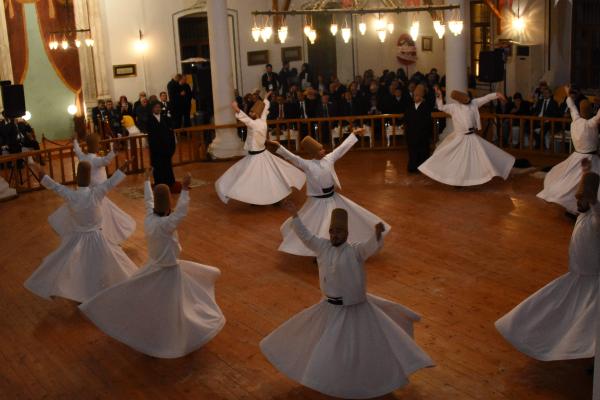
[0,150,592,399]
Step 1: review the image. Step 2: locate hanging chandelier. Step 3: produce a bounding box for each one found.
[47,0,93,50]
[250,1,462,45]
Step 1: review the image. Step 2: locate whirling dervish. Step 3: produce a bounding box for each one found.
[418,86,515,186]
[25,160,137,303]
[80,169,225,358]
[538,85,600,214]
[215,92,305,205]
[48,134,135,244]
[261,201,433,399]
[496,160,600,360]
[268,129,390,257]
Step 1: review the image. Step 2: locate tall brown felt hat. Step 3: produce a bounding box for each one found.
[86,134,100,153]
[330,208,348,231]
[153,184,172,215]
[77,161,91,187]
[301,136,323,157]
[450,90,470,104]
[580,99,593,120]
[250,100,265,117]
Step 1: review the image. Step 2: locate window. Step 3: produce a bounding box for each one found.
[470,1,492,78]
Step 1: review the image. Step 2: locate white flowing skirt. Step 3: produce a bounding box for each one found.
[537,153,600,214]
[260,294,434,399]
[79,261,225,358]
[48,198,136,245]
[418,133,515,186]
[215,151,306,205]
[495,271,599,361]
[279,193,391,257]
[24,231,137,302]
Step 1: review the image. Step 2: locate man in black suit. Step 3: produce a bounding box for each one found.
[147,101,176,189]
[167,74,182,127]
[262,64,279,93]
[531,87,560,149]
[159,91,171,118]
[279,61,292,95]
[178,76,193,128]
[402,84,432,173]
[92,100,108,129]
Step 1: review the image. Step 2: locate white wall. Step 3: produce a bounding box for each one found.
[96,0,570,101]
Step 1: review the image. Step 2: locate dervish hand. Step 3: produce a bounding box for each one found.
[353,127,366,136]
[30,162,45,180]
[144,167,153,181]
[182,173,192,190]
[496,93,507,103]
[231,101,241,114]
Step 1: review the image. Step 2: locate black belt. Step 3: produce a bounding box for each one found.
[327,296,343,305]
[465,128,477,135]
[248,148,266,155]
[312,186,335,199]
[575,149,598,155]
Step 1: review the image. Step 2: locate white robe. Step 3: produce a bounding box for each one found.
[79,181,225,358]
[260,217,433,399]
[215,99,306,205]
[275,133,391,256]
[495,203,600,361]
[48,140,136,244]
[537,97,600,213]
[419,93,516,186]
[24,171,137,302]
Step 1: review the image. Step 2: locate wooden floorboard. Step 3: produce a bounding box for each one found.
[0,150,591,399]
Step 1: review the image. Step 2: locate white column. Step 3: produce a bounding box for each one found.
[439,0,468,140]
[74,0,97,109]
[0,1,14,110]
[206,0,244,159]
[87,0,110,99]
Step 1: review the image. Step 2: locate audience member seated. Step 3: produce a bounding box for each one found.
[497,93,531,147]
[531,86,560,149]
[92,100,108,129]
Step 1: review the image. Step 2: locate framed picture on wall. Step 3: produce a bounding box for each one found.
[281,46,302,63]
[113,64,137,78]
[247,50,269,66]
[421,37,433,52]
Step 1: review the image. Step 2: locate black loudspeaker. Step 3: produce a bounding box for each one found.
[1,84,26,118]
[478,49,505,83]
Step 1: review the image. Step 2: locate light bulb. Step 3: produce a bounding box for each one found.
[61,39,69,50]
[375,18,386,31]
[341,27,351,43]
[308,29,317,44]
[330,23,338,36]
[67,105,77,115]
[251,26,261,42]
[261,25,272,42]
[23,111,31,121]
[387,22,394,34]
[278,26,288,43]
[304,24,311,37]
[75,39,81,48]
[358,21,367,35]
[409,20,420,41]
[433,20,446,39]
[377,29,386,43]
[512,16,525,33]
[85,38,94,47]
[449,20,463,36]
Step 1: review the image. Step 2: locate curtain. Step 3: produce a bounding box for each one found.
[4,0,27,84]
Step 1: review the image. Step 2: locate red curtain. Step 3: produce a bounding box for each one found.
[4,0,27,84]
[35,0,82,104]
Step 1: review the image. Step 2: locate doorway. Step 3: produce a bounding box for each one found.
[307,14,338,83]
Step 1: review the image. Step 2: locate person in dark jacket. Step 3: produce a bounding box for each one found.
[147,101,176,189]
[402,84,433,173]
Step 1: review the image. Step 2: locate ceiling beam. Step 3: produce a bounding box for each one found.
[252,4,460,16]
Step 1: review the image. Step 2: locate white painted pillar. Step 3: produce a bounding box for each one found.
[73,0,97,109]
[439,0,468,141]
[87,0,110,99]
[206,0,244,159]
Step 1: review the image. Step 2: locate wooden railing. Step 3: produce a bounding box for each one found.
[0,112,574,193]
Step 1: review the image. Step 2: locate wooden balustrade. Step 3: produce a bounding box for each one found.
[0,113,574,193]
